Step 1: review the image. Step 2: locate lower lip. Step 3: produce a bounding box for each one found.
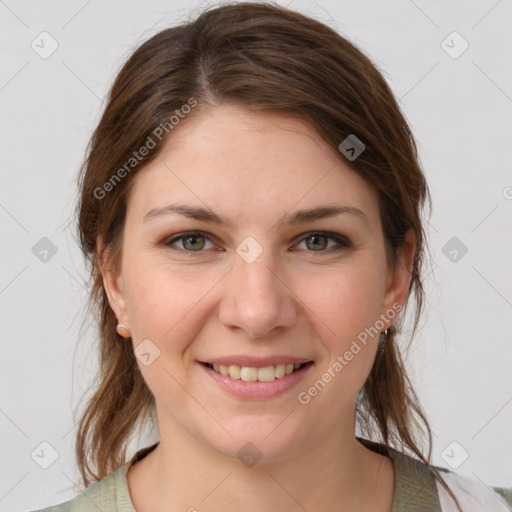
[199,362,314,400]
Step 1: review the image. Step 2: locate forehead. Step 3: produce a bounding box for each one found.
[125,104,380,229]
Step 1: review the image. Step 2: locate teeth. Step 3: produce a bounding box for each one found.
[228,365,241,379]
[240,366,258,382]
[257,366,276,382]
[275,364,286,379]
[209,362,306,381]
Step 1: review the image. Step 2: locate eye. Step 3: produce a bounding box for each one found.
[162,230,352,255]
[293,231,352,254]
[163,231,217,252]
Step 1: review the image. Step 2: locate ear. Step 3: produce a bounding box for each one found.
[97,236,128,325]
[381,228,416,325]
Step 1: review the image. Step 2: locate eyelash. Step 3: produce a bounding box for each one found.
[162,231,352,256]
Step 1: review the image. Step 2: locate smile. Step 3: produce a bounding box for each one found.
[204,362,310,382]
[199,357,314,399]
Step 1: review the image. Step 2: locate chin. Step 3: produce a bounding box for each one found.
[201,418,309,466]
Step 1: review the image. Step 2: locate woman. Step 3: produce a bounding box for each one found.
[32,2,511,511]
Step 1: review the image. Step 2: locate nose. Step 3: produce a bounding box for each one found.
[217,246,298,339]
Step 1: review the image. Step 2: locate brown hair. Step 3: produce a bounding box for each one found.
[74,2,460,508]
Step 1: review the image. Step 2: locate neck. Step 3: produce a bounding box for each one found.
[128,411,394,512]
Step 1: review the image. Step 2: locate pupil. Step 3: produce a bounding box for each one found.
[308,234,326,250]
[184,235,204,251]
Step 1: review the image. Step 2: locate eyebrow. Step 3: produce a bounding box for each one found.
[142,203,370,230]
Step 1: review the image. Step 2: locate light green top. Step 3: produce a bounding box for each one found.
[31,437,512,511]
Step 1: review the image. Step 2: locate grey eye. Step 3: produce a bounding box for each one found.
[295,232,351,253]
[164,232,215,252]
[181,234,206,251]
[304,234,329,251]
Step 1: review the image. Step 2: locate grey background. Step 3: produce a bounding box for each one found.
[1,0,511,510]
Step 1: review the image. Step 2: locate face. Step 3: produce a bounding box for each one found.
[102,104,414,462]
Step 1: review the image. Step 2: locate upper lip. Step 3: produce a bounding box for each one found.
[199,356,313,367]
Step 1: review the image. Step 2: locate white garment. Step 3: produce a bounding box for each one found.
[436,472,511,512]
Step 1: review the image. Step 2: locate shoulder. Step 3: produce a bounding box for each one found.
[366,438,511,512]
[434,468,512,512]
[29,442,158,512]
[27,464,129,512]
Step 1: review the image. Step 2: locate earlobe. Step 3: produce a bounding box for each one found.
[382,228,416,322]
[102,267,128,322]
[97,237,128,325]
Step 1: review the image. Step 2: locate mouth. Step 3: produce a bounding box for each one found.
[201,361,313,382]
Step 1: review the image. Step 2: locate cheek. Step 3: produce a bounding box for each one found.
[123,257,218,348]
[299,269,384,407]
[300,261,385,346]
[122,262,216,397]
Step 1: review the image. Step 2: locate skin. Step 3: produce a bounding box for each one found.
[100,104,416,512]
